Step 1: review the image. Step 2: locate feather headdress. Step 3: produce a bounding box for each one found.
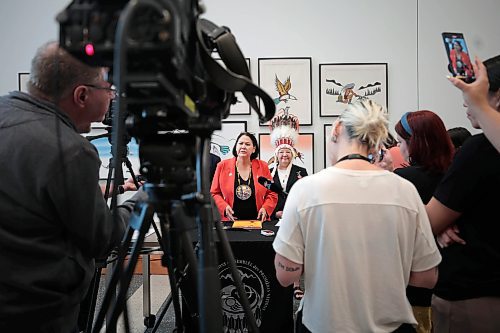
[269,107,301,175]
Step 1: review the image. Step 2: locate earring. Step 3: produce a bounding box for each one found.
[331,135,337,143]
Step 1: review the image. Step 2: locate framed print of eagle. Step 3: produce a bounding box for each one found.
[258,57,312,125]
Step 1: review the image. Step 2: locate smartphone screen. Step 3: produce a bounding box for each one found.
[442,32,475,83]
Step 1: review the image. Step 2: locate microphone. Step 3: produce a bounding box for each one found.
[258,176,287,195]
[85,132,110,141]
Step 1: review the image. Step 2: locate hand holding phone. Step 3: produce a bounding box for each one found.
[442,32,475,83]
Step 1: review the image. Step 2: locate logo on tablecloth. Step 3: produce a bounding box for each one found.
[218,259,271,332]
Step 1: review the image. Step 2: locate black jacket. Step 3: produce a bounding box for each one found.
[270,164,308,219]
[0,92,140,323]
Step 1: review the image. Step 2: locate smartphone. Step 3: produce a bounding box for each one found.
[442,32,475,83]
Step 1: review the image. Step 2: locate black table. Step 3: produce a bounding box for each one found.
[216,221,293,333]
[145,221,294,332]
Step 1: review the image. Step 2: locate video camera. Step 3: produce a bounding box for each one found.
[57,0,274,128]
[57,0,274,186]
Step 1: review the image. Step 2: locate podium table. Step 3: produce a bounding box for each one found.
[217,221,293,333]
[144,221,294,332]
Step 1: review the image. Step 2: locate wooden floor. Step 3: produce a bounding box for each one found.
[133,254,168,275]
[102,254,168,275]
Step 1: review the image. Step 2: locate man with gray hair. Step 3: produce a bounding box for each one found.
[0,41,142,332]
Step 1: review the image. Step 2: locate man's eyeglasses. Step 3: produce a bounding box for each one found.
[83,84,117,95]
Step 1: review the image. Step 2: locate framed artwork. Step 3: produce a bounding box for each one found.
[18,72,29,92]
[324,124,333,169]
[319,63,388,116]
[211,121,247,160]
[216,58,252,115]
[87,128,140,180]
[258,57,312,126]
[258,133,314,174]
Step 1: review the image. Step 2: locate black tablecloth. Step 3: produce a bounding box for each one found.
[219,221,293,333]
[183,220,293,333]
[220,221,279,241]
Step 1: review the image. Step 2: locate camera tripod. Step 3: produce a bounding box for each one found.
[89,136,260,333]
[68,0,276,328]
[82,134,164,333]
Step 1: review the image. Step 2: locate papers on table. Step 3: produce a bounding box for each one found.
[232,220,262,229]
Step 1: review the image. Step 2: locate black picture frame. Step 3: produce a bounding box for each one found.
[319,63,388,117]
[324,123,333,169]
[258,57,313,126]
[216,58,252,116]
[211,120,248,160]
[18,72,29,92]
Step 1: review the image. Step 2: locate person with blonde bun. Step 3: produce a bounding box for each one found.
[273,100,441,333]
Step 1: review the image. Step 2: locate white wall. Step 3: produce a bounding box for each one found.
[204,0,417,172]
[0,0,69,93]
[0,0,499,172]
[417,0,500,134]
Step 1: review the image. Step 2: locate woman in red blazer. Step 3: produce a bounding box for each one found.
[450,40,473,79]
[211,132,277,222]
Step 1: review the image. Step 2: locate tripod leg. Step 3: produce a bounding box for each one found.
[195,138,224,333]
[123,156,165,253]
[91,230,134,333]
[157,212,185,332]
[106,202,155,331]
[142,253,157,328]
[80,264,104,333]
[151,292,173,332]
[91,202,154,333]
[150,222,163,251]
[124,157,140,188]
[104,157,114,200]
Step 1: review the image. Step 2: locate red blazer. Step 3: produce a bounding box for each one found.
[450,49,473,77]
[210,158,278,221]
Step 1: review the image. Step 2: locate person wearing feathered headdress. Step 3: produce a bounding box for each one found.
[268,107,308,300]
[269,108,308,218]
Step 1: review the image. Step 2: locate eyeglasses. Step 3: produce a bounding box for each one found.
[83,84,117,96]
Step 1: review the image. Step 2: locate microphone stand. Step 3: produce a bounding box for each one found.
[257,177,288,197]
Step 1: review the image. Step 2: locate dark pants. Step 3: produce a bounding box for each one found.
[296,309,416,333]
[432,295,500,333]
[0,307,79,333]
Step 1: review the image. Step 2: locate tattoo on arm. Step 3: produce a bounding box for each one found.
[277,261,300,272]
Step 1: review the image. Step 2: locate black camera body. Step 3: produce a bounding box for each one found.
[58,0,238,187]
[58,0,228,131]
[59,1,275,188]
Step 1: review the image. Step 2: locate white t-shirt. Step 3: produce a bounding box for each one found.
[273,167,441,333]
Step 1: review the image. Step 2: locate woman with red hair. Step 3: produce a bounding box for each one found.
[395,110,454,179]
[394,110,454,333]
